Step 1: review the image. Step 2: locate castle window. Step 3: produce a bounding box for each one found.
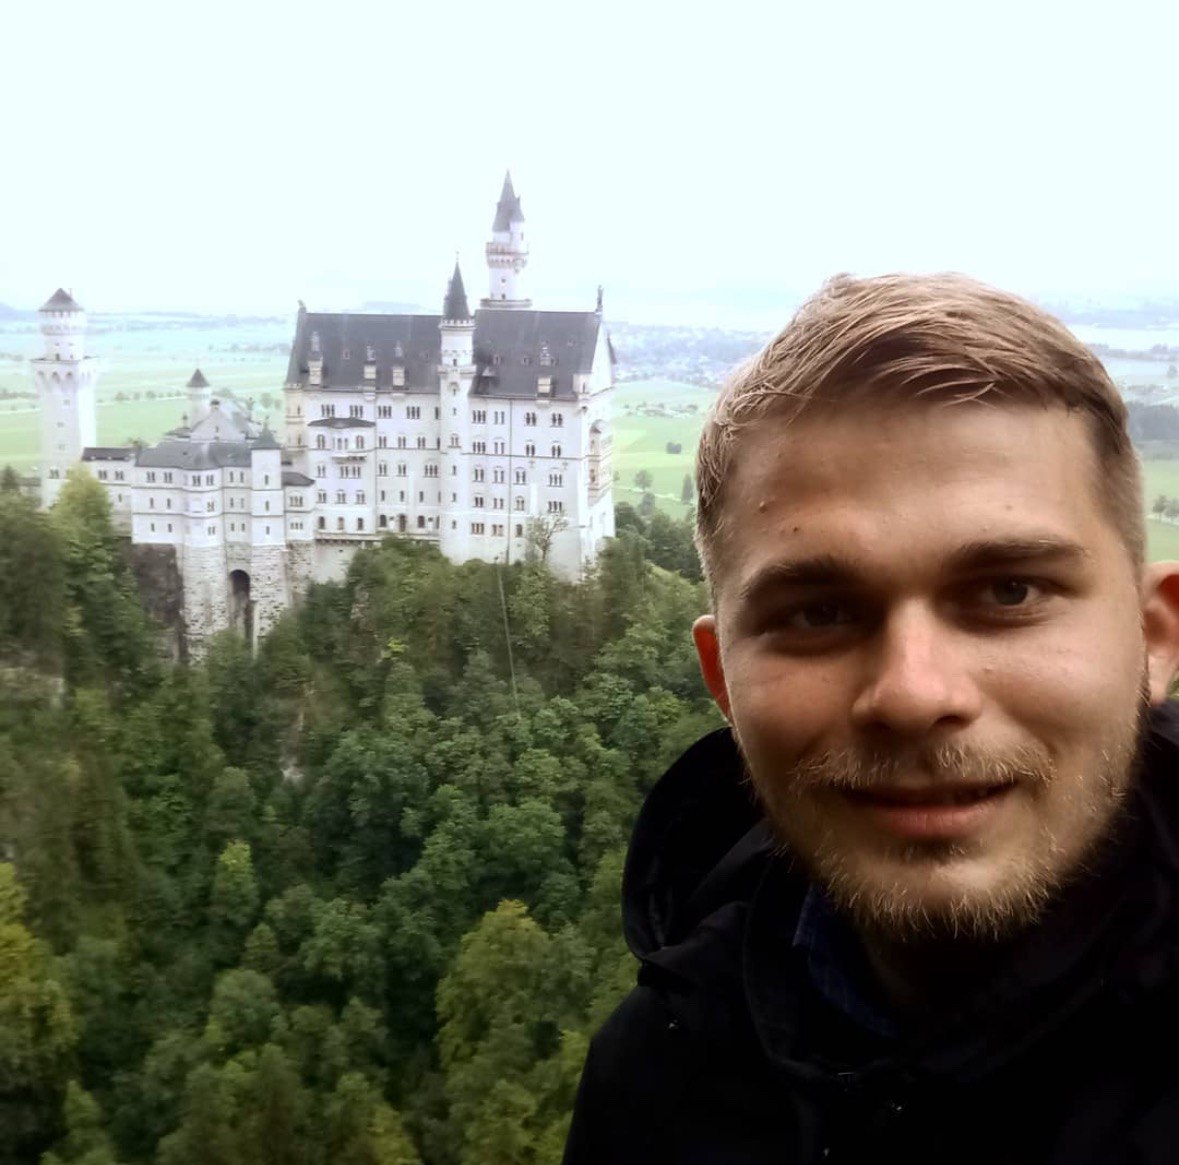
[167,523,173,533]
[551,413,564,427]
[150,522,155,532]
[472,440,486,454]
[149,498,155,509]
[407,405,421,420]
[493,497,504,510]
[471,522,485,534]
[514,469,526,484]
[416,436,426,449]
[337,517,345,530]
[493,468,505,483]
[207,474,215,485]
[472,410,487,424]
[450,434,460,448]
[357,518,364,531]
[474,467,485,483]
[317,435,327,449]
[515,497,526,511]
[525,443,535,457]
[350,405,363,418]
[434,407,440,419]
[206,501,215,512]
[417,516,426,529]
[515,524,523,538]
[493,524,504,537]
[378,405,392,419]
[266,525,271,535]
[379,462,388,476]
[493,440,505,455]
[400,491,406,502]
[164,472,173,483]
[525,412,537,426]
[97,470,108,481]
[316,465,326,478]
[115,471,126,482]
[397,463,407,477]
[379,515,388,529]
[494,410,505,424]
[548,473,563,487]
[336,490,345,503]
[551,444,562,458]
[547,500,565,514]
[396,435,407,448]
[146,472,157,483]
[317,490,326,503]
[356,437,365,450]
[452,520,457,530]
[265,500,270,511]
[418,490,425,502]
[265,475,270,485]
[474,495,485,508]
[425,463,438,477]
[318,517,326,529]
[379,435,388,448]
[356,491,365,504]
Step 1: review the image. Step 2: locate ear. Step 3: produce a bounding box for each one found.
[692,615,733,721]
[1141,561,1179,704]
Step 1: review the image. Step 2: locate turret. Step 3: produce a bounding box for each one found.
[483,171,531,309]
[34,288,98,507]
[440,261,474,368]
[186,368,211,424]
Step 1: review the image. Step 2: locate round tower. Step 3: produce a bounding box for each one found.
[439,262,476,560]
[483,171,531,309]
[186,368,212,425]
[33,288,99,508]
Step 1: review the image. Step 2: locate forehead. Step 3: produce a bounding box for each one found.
[717,403,1124,598]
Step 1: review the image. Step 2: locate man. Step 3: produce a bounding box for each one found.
[563,274,1179,1165]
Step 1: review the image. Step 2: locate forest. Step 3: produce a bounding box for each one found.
[0,471,720,1164]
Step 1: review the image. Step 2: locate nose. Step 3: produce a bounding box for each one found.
[850,601,982,739]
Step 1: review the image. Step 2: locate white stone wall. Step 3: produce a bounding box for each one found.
[180,543,230,655]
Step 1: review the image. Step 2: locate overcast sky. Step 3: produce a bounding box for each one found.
[3,0,1177,325]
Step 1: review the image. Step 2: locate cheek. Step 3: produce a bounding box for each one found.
[729,657,852,760]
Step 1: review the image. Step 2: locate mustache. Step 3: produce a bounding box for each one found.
[777,741,1057,795]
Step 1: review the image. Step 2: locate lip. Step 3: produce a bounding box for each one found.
[842,783,1017,841]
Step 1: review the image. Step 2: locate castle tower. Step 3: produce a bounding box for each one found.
[248,427,288,648]
[438,262,477,560]
[34,288,99,508]
[186,368,212,425]
[482,172,531,309]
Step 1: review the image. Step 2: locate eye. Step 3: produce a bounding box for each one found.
[987,578,1035,606]
[784,600,859,630]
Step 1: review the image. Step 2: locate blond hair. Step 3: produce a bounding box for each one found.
[694,273,1142,594]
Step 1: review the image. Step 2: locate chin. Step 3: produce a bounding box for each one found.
[812,849,1062,945]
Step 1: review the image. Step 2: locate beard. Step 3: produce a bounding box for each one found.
[741,695,1150,946]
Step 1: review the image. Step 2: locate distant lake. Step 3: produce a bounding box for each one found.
[1068,324,1179,351]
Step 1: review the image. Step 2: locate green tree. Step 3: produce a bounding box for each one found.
[633,469,653,491]
[40,1081,122,1165]
[0,863,77,1164]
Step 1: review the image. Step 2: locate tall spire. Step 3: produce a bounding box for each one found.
[443,260,471,321]
[491,171,525,232]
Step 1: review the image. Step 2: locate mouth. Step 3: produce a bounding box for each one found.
[841,782,1017,840]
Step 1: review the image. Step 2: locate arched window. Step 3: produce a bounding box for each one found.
[356,436,365,450]
[317,434,326,449]
[551,444,561,458]
[336,517,345,531]
[318,516,325,530]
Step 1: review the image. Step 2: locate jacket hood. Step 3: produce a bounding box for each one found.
[621,727,768,963]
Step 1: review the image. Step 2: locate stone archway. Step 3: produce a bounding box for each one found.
[229,569,253,644]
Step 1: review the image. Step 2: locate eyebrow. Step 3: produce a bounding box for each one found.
[737,536,1093,605]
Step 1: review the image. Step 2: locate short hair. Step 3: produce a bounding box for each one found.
[694,273,1143,597]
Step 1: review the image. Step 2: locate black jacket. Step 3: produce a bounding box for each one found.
[564,706,1179,1165]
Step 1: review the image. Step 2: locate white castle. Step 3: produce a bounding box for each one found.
[36,175,616,652]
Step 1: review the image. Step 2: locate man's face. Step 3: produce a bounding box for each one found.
[694,403,1152,941]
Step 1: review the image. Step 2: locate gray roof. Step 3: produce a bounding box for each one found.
[492,172,525,231]
[254,426,281,450]
[283,470,314,487]
[136,440,254,471]
[286,308,601,401]
[41,288,82,313]
[443,262,471,321]
[82,446,136,461]
[187,368,210,389]
[308,416,376,429]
